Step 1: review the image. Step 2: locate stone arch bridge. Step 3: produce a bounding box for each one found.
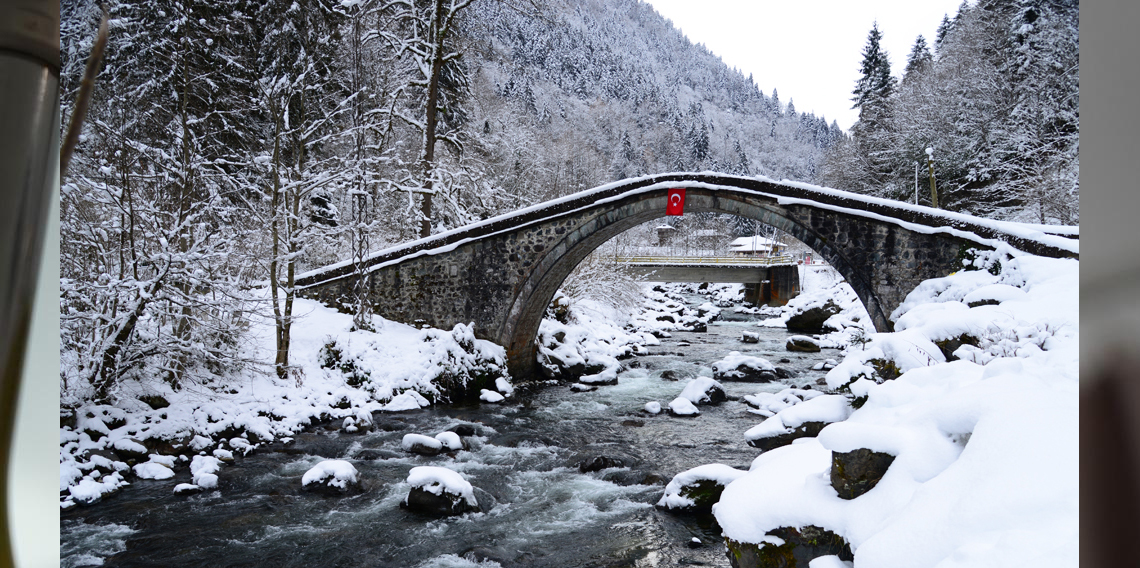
[296,173,1078,378]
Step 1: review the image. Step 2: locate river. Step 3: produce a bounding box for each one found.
[61,298,839,568]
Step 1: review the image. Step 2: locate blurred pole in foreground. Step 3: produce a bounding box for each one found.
[0,0,60,566]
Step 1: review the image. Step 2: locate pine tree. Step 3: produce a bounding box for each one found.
[903,35,933,81]
[851,22,895,115]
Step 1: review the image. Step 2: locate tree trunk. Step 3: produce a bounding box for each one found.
[419,0,447,238]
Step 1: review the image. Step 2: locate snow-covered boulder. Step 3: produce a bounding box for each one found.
[743,387,824,418]
[712,352,778,382]
[657,464,746,513]
[785,300,842,334]
[402,433,443,456]
[741,331,760,343]
[744,394,852,451]
[677,376,727,405]
[302,459,361,496]
[644,401,662,414]
[402,466,479,516]
[132,454,177,480]
[668,397,700,417]
[479,389,505,403]
[786,335,821,352]
[434,431,463,452]
[190,455,223,489]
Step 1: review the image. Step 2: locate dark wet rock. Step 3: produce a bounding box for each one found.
[627,359,641,368]
[785,300,841,334]
[621,419,645,427]
[779,358,791,363]
[934,333,980,362]
[578,456,624,473]
[402,486,478,516]
[714,365,777,383]
[747,421,828,452]
[689,322,708,333]
[138,395,170,410]
[660,370,681,381]
[774,367,797,379]
[403,436,443,456]
[725,525,853,568]
[570,383,598,392]
[687,538,704,549]
[831,448,896,499]
[786,336,821,352]
[448,424,479,437]
[355,448,401,461]
[656,315,677,323]
[815,378,828,386]
[640,473,668,486]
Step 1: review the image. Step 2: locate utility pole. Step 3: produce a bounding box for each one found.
[925,147,939,209]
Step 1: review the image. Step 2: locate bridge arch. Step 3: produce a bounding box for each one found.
[502,188,887,376]
[296,173,1077,378]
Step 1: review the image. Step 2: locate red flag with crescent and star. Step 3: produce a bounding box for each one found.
[666,188,686,216]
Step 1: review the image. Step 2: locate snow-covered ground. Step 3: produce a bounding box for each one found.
[60,294,515,508]
[712,245,1079,567]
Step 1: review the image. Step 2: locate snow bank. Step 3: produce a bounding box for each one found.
[59,292,515,506]
[714,247,1079,567]
[406,466,478,508]
[743,395,853,443]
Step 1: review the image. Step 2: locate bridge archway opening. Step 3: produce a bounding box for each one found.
[502,191,886,378]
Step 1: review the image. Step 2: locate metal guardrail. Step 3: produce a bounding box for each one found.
[612,255,796,266]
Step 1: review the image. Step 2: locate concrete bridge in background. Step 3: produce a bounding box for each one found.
[296,173,1079,378]
[613,255,801,306]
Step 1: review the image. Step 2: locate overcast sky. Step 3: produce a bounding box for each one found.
[643,0,967,131]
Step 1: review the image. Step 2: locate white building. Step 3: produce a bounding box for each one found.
[728,236,787,257]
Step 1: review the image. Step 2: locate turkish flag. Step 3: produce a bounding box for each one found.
[666,188,686,216]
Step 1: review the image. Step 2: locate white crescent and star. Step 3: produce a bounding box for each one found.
[670,194,682,205]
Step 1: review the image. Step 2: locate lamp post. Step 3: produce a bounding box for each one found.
[925,147,939,209]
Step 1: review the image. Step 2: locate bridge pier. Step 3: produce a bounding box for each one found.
[742,264,800,307]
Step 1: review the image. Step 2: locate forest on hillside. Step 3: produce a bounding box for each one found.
[823,0,1078,224]
[59,0,1077,404]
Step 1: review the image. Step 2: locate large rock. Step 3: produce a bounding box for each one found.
[678,376,728,405]
[712,352,778,383]
[402,433,443,456]
[831,448,896,499]
[725,525,853,568]
[657,464,746,513]
[785,335,821,353]
[577,456,624,473]
[746,421,828,452]
[785,301,841,334]
[402,466,479,517]
[301,460,362,497]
